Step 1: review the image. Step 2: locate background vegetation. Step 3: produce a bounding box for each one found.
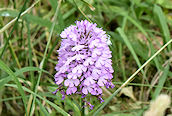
[0,0,172,116]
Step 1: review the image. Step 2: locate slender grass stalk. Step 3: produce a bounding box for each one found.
[93,28,172,116]
[121,12,161,77]
[44,36,59,67]
[153,5,171,51]
[0,67,53,90]
[80,0,95,11]
[112,82,172,90]
[73,0,92,22]
[8,40,21,68]
[152,64,169,99]
[0,0,27,58]
[120,16,127,80]
[4,84,70,116]
[0,60,28,116]
[0,0,40,34]
[0,0,39,58]
[28,0,62,115]
[118,22,148,83]
[81,99,85,116]
[3,31,21,68]
[26,20,34,89]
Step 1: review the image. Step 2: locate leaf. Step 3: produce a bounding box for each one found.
[0,67,52,89]
[156,0,172,9]
[0,10,60,32]
[153,5,171,51]
[0,59,27,114]
[117,28,147,79]
[5,84,70,116]
[152,64,169,99]
[120,86,137,101]
[36,99,50,116]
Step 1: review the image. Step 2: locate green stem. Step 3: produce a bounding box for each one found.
[81,98,85,116]
[29,0,62,115]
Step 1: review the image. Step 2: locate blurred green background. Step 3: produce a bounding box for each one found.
[0,0,172,116]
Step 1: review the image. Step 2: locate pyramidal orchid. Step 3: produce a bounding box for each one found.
[54,20,114,109]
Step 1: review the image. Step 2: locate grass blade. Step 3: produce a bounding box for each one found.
[117,28,147,82]
[29,0,62,115]
[0,67,52,89]
[93,37,172,116]
[122,13,161,71]
[5,84,70,116]
[26,19,34,89]
[0,59,28,115]
[153,5,171,51]
[36,99,50,116]
[73,0,92,22]
[0,0,29,58]
[0,10,60,33]
[0,0,40,34]
[44,0,65,67]
[152,64,169,99]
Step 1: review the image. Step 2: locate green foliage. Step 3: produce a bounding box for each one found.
[0,0,171,116]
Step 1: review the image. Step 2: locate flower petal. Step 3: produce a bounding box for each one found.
[55,77,64,85]
[64,79,70,86]
[82,87,88,94]
[74,79,80,86]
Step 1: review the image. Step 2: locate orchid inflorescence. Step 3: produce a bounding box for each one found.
[53,20,114,109]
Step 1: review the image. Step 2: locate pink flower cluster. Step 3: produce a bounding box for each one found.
[54,20,114,108]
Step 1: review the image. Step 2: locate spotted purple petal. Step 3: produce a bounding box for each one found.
[54,20,114,108]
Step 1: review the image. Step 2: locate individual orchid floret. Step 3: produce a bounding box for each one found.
[54,20,114,108]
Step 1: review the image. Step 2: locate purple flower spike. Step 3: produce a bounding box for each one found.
[54,20,114,108]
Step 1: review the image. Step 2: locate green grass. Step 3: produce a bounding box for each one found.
[0,0,172,116]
